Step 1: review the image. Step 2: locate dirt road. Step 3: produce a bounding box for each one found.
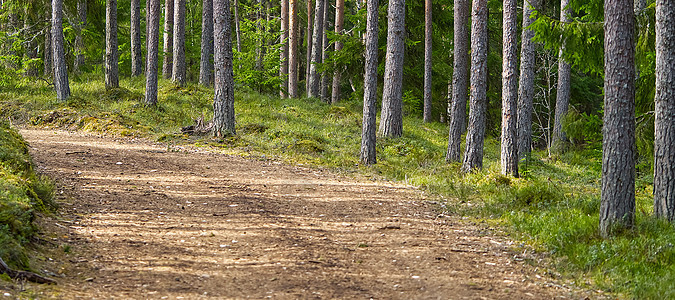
[15,129,576,299]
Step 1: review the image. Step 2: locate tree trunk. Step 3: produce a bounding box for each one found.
[131,0,143,76]
[105,0,119,88]
[378,0,405,138]
[360,0,379,165]
[288,0,299,97]
[74,0,86,73]
[145,0,160,105]
[280,0,289,97]
[422,0,432,122]
[305,0,313,94]
[654,0,675,221]
[330,0,345,104]
[44,7,53,78]
[517,0,538,160]
[307,0,325,98]
[213,0,236,136]
[501,0,518,176]
[172,0,186,86]
[162,0,174,78]
[600,0,635,237]
[319,0,329,102]
[52,0,70,101]
[461,0,487,172]
[446,0,470,162]
[552,0,572,152]
[199,0,214,86]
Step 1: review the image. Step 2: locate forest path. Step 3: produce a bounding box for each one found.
[21,129,573,299]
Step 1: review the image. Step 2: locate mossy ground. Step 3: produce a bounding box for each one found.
[1,74,673,298]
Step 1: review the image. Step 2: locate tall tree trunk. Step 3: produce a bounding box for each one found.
[213,0,235,136]
[552,0,572,152]
[280,0,289,97]
[105,0,119,88]
[199,0,214,86]
[600,0,635,237]
[319,0,329,102]
[501,0,518,176]
[74,0,86,73]
[52,0,70,101]
[131,0,143,76]
[172,0,186,86]
[422,0,432,122]
[307,0,325,98]
[234,0,241,52]
[446,0,470,162]
[378,0,405,138]
[517,0,538,160]
[288,0,299,97]
[145,0,160,105]
[44,7,53,78]
[654,0,675,220]
[461,0,487,172]
[360,0,379,165]
[162,0,174,78]
[305,0,313,94]
[330,0,345,104]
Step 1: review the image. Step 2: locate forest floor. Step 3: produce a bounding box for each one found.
[6,128,583,299]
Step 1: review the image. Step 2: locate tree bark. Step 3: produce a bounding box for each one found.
[162,0,174,78]
[307,0,325,98]
[199,0,214,86]
[446,0,470,162]
[105,0,119,88]
[280,0,289,97]
[330,0,345,104]
[552,0,572,152]
[305,0,313,94]
[654,0,675,221]
[378,0,405,138]
[461,0,487,172]
[172,0,186,86]
[600,0,635,237]
[213,0,236,136]
[517,0,538,160]
[319,0,329,102]
[74,0,86,73]
[145,0,160,106]
[44,7,53,78]
[288,0,299,97]
[131,0,143,76]
[52,0,70,100]
[422,0,432,122]
[501,0,518,176]
[360,0,379,165]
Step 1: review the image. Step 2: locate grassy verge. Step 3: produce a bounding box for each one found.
[1,74,673,298]
[0,121,54,271]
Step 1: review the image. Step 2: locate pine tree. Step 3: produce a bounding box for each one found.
[517,0,538,160]
[422,0,432,122]
[213,0,236,136]
[172,0,186,86]
[105,0,119,88]
[199,0,214,86]
[288,0,299,97]
[600,0,635,237]
[74,0,86,73]
[145,0,161,105]
[52,0,70,100]
[501,0,518,176]
[162,0,174,78]
[307,0,325,98]
[552,0,572,152]
[446,0,470,162]
[131,0,143,76]
[330,0,345,104]
[378,0,406,137]
[461,0,487,172]
[360,0,379,165]
[280,0,289,97]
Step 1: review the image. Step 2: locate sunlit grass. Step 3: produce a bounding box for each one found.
[1,74,674,298]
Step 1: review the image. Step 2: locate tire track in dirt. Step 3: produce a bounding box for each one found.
[20,129,577,299]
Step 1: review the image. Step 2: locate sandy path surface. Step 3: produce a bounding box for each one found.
[16,129,576,299]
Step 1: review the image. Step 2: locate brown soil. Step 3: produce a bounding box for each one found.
[8,129,581,299]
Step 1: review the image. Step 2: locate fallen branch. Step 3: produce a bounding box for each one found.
[181,115,213,136]
[0,257,56,284]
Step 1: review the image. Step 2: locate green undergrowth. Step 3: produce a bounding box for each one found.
[1,74,673,298]
[0,121,55,270]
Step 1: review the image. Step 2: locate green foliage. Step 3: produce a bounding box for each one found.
[0,121,54,269]
[562,107,602,148]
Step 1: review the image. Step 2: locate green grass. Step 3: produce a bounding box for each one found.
[1,74,674,298]
[0,121,54,270]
